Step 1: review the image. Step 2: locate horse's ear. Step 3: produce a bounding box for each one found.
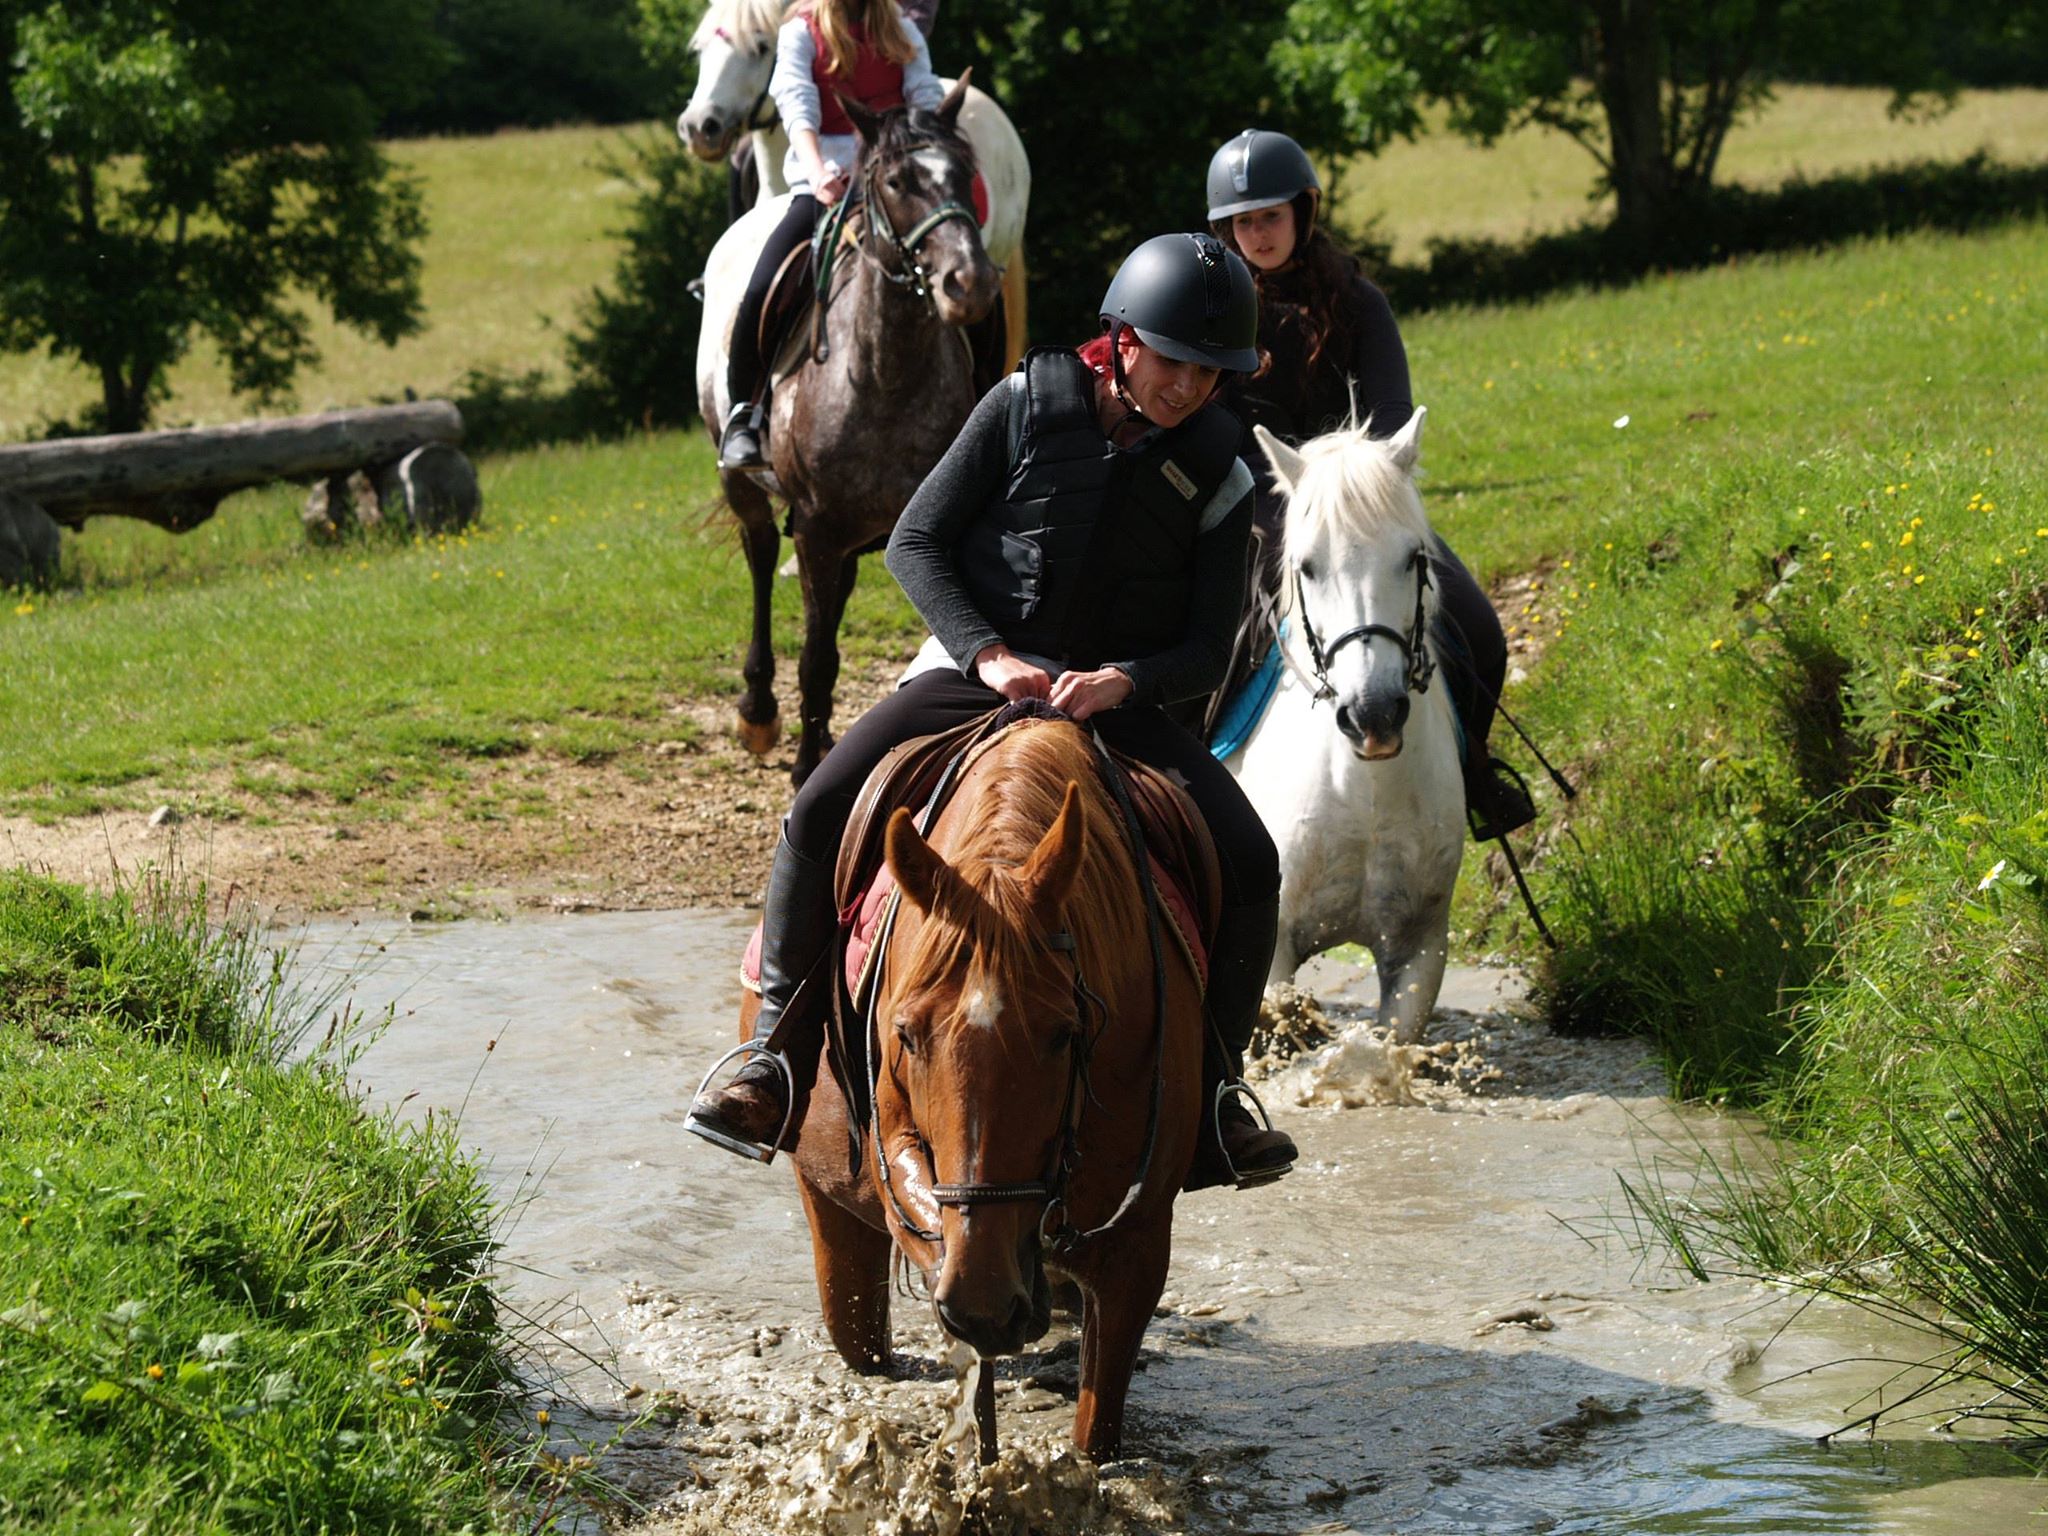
[1387,405,1426,474]
[1020,781,1086,920]
[840,92,883,143]
[1253,424,1307,500]
[935,70,971,130]
[887,807,955,916]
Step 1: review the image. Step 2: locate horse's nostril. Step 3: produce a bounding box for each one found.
[1335,703,1362,741]
[1390,695,1411,731]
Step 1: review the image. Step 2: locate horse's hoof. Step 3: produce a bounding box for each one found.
[737,713,781,756]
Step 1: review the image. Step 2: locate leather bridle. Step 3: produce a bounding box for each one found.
[866,713,1170,1263]
[856,139,981,309]
[1291,544,1436,702]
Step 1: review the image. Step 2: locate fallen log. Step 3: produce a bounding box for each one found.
[0,401,466,532]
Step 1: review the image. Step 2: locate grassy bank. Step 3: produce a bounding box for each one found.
[1397,217,2045,1419]
[0,872,543,1530]
[1,87,2043,442]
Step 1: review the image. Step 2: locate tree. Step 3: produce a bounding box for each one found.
[1272,0,1984,249]
[0,1,444,434]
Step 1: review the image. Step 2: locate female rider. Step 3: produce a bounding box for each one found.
[1206,128,1534,838]
[690,233,1297,1190]
[719,0,943,470]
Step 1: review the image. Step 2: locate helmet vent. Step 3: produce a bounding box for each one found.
[1192,234,1230,320]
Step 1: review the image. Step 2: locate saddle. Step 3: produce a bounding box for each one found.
[752,207,864,387]
[738,709,1223,1138]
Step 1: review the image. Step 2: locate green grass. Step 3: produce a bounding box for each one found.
[0,431,922,817]
[0,871,551,1531]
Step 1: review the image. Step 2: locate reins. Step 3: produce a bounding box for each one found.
[866,709,1172,1260]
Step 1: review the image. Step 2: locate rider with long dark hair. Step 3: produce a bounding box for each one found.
[1207,128,1534,839]
[719,0,943,470]
[690,233,1298,1190]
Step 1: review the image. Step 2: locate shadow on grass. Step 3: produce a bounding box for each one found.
[1373,153,2048,315]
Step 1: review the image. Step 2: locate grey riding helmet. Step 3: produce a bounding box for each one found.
[1098,233,1260,373]
[1207,129,1320,220]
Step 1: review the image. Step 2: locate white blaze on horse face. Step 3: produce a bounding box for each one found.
[961,986,1003,1032]
[913,149,957,195]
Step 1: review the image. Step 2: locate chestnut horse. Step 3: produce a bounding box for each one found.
[745,718,1204,1458]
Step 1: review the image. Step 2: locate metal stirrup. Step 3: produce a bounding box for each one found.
[1214,1079,1293,1189]
[685,1040,796,1165]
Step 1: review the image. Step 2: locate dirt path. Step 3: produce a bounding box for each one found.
[0,661,902,921]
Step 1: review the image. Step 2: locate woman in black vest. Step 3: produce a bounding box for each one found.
[1206,128,1535,840]
[689,233,1295,1189]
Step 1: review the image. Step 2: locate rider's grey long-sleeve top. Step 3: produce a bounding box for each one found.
[885,376,1257,710]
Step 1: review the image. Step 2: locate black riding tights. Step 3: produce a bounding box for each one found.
[786,668,1281,908]
[727,193,818,409]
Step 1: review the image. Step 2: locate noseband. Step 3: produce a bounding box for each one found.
[857,139,982,308]
[1292,545,1436,701]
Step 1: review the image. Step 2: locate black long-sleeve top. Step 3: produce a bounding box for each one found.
[884,378,1257,710]
[1234,264,1413,445]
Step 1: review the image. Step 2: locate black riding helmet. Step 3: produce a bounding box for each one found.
[1206,129,1320,220]
[1098,232,1260,374]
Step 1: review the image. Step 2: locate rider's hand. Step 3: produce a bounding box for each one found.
[815,160,849,206]
[1049,666,1133,721]
[973,644,1052,702]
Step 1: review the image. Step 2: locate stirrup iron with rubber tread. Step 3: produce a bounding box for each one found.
[685,1040,796,1164]
[1214,1079,1295,1189]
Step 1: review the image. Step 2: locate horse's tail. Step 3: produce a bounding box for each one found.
[1001,252,1029,373]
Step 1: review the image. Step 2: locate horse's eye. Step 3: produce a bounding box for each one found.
[896,1020,919,1057]
[1299,558,1317,581]
[887,172,906,192]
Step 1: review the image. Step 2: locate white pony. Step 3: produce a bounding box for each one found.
[1231,411,1467,1044]
[678,0,1030,371]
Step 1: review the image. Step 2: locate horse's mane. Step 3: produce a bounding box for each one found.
[1279,417,1432,574]
[692,0,791,52]
[895,724,1145,1044]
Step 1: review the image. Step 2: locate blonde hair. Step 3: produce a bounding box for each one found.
[807,0,915,76]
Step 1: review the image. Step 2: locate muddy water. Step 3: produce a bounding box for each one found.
[299,912,2043,1534]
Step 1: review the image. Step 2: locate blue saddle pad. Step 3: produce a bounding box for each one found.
[1209,623,1287,761]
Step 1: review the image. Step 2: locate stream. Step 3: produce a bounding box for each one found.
[296,910,2043,1534]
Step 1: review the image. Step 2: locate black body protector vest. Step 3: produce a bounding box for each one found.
[953,347,1243,669]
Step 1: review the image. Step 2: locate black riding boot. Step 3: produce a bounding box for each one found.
[718,399,766,471]
[685,829,837,1161]
[718,273,772,470]
[1187,895,1297,1191]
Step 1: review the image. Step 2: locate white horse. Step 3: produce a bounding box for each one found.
[1230,411,1467,1044]
[678,0,1030,369]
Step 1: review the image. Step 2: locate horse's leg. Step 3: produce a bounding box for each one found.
[1070,1221,1170,1459]
[794,1171,893,1372]
[1375,914,1451,1045]
[790,542,860,786]
[727,470,782,756]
